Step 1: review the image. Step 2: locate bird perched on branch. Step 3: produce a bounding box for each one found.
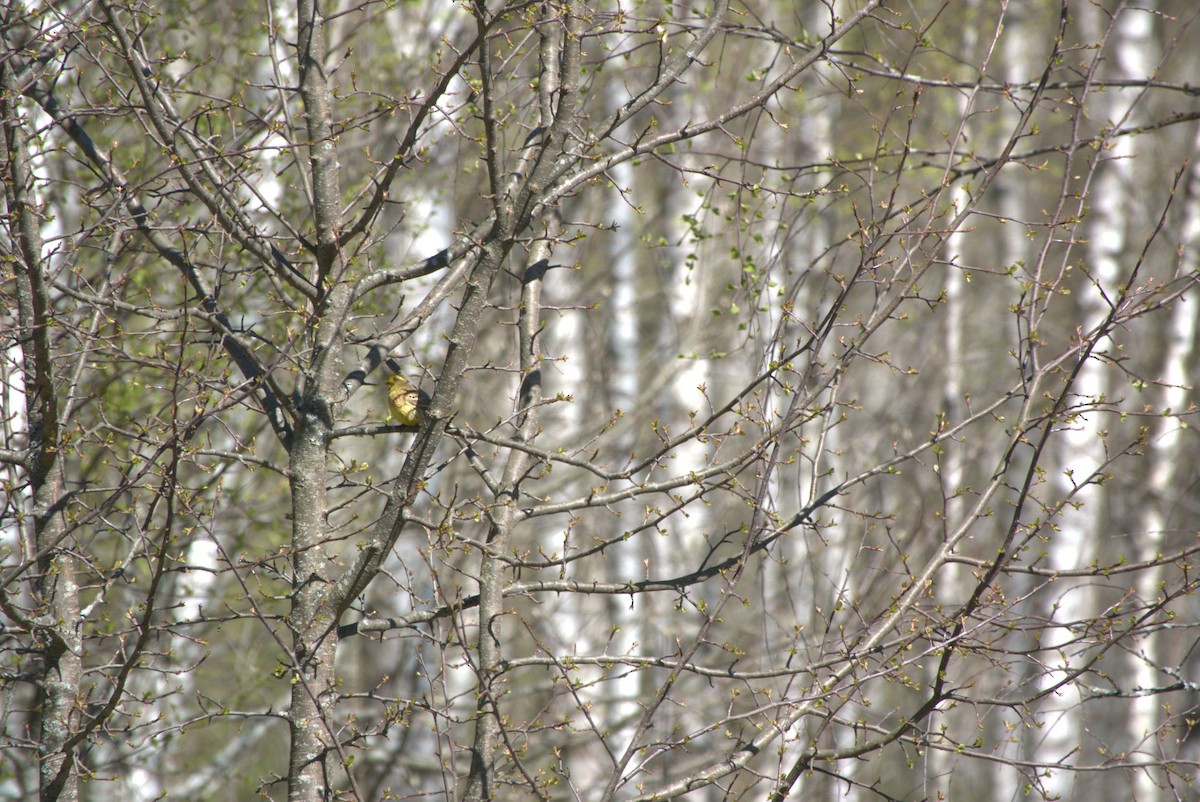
[386,372,430,427]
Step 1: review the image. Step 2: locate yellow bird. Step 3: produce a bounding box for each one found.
[386,373,429,426]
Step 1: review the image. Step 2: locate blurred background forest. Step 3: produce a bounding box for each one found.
[4,0,1200,800]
